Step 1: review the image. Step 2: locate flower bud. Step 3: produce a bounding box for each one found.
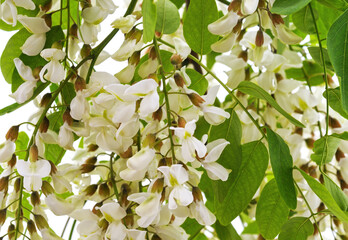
[0,208,6,226]
[92,202,103,217]
[336,148,345,162]
[149,47,157,60]
[228,0,241,12]
[81,44,92,59]
[152,107,163,121]
[232,19,243,34]
[29,144,39,162]
[47,160,57,175]
[63,108,73,126]
[129,51,141,65]
[87,144,99,152]
[127,28,142,43]
[27,219,37,234]
[174,73,185,88]
[144,134,156,148]
[40,0,52,12]
[0,177,9,192]
[236,29,246,42]
[34,214,49,230]
[255,29,264,47]
[188,93,205,107]
[69,23,78,38]
[124,208,134,227]
[120,183,130,207]
[120,146,133,159]
[85,156,97,165]
[32,66,42,80]
[42,14,52,28]
[84,184,98,196]
[275,73,283,82]
[170,54,182,67]
[270,13,284,25]
[6,125,19,141]
[8,154,17,168]
[8,224,15,240]
[305,138,314,149]
[80,0,91,9]
[42,181,54,196]
[294,127,303,136]
[98,183,110,197]
[39,116,50,133]
[75,76,86,91]
[80,164,96,173]
[178,117,186,128]
[158,158,167,167]
[238,50,248,62]
[151,178,164,193]
[308,165,317,178]
[14,178,21,193]
[329,117,341,128]
[31,191,41,206]
[51,40,63,50]
[40,93,52,108]
[98,218,109,231]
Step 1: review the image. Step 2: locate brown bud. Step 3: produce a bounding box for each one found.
[120,146,133,159]
[151,234,161,240]
[232,20,243,34]
[192,187,203,202]
[178,117,186,128]
[158,158,167,167]
[32,66,42,80]
[151,178,164,193]
[98,218,109,231]
[27,219,37,234]
[80,0,91,9]
[92,202,103,217]
[69,24,78,38]
[152,107,163,121]
[0,176,9,192]
[300,163,309,173]
[34,214,49,230]
[238,50,248,62]
[228,0,241,12]
[30,144,39,162]
[84,184,98,196]
[336,148,345,162]
[63,109,73,126]
[317,202,325,212]
[236,29,246,42]
[129,51,141,65]
[258,0,266,8]
[149,47,157,60]
[75,76,86,91]
[98,183,110,198]
[40,0,52,12]
[275,73,283,82]
[329,117,341,128]
[270,13,284,25]
[174,73,185,88]
[31,191,41,206]
[51,40,63,50]
[305,138,315,149]
[87,144,99,152]
[14,178,21,193]
[0,208,6,226]
[170,54,182,67]
[6,125,19,141]
[43,14,52,28]
[319,174,324,184]
[81,44,92,59]
[42,181,54,196]
[144,134,156,148]
[85,156,97,165]
[120,183,131,207]
[80,164,96,174]
[308,165,317,178]
[294,127,303,136]
[39,116,50,133]
[255,29,264,47]
[126,28,142,43]
[40,93,52,108]
[47,160,57,175]
[8,224,15,240]
[188,93,205,107]
[8,154,16,168]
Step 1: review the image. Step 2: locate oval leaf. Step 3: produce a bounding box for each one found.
[323,174,348,211]
[324,88,348,119]
[310,135,340,165]
[186,69,208,95]
[214,221,242,240]
[256,179,290,239]
[237,81,305,128]
[183,0,218,55]
[155,0,180,34]
[327,9,348,112]
[142,0,157,43]
[292,5,317,34]
[267,128,297,209]
[278,217,314,240]
[271,0,313,15]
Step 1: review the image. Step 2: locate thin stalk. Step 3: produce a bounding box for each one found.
[109,153,119,199]
[61,217,71,237]
[153,37,177,161]
[309,3,329,136]
[64,0,70,67]
[217,0,230,5]
[68,220,77,240]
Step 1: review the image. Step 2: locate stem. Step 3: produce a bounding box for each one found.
[109,153,119,199]
[294,181,324,240]
[61,217,70,237]
[309,3,329,136]
[68,220,77,240]
[64,0,70,67]
[153,37,177,161]
[217,0,230,5]
[85,0,138,84]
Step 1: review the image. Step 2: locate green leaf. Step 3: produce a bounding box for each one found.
[278,217,314,240]
[1,28,31,83]
[215,140,269,225]
[237,81,305,128]
[267,128,297,209]
[310,135,340,165]
[183,0,218,55]
[47,111,64,133]
[292,5,317,34]
[308,47,334,71]
[214,221,242,240]
[45,144,65,165]
[51,0,80,29]
[142,0,157,43]
[206,51,220,69]
[182,218,205,239]
[314,3,343,41]
[155,0,180,34]
[271,0,312,15]
[242,221,259,234]
[298,168,348,222]
[170,0,185,8]
[61,82,76,105]
[324,88,348,119]
[186,69,208,95]
[256,179,290,239]
[327,9,348,112]
[285,61,326,86]
[0,82,49,116]
[15,132,29,159]
[323,174,348,211]
[317,0,348,11]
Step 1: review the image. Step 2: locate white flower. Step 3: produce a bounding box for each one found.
[274,23,302,44]
[111,15,137,33]
[171,120,207,163]
[45,194,83,216]
[208,11,239,36]
[115,64,136,83]
[81,6,108,24]
[112,36,143,61]
[189,200,216,226]
[2,0,35,26]
[58,122,75,150]
[99,201,127,240]
[70,91,89,121]
[158,164,194,209]
[173,37,191,60]
[211,31,238,53]
[39,48,66,83]
[0,140,15,163]
[16,159,51,191]
[241,0,259,15]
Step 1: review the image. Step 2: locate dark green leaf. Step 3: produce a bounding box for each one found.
[15,132,29,159]
[271,0,312,15]
[183,0,218,55]
[327,9,348,112]
[170,0,185,8]
[323,174,348,211]
[142,0,157,43]
[156,0,180,34]
[237,81,305,127]
[214,220,242,240]
[206,51,220,69]
[256,179,290,239]
[332,131,348,139]
[215,140,269,225]
[317,0,348,11]
[285,61,326,86]
[324,88,348,119]
[298,168,348,222]
[47,111,64,133]
[308,47,334,71]
[278,217,314,240]
[186,69,208,95]
[292,5,317,34]
[182,218,205,239]
[61,82,76,105]
[267,128,297,209]
[310,135,340,165]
